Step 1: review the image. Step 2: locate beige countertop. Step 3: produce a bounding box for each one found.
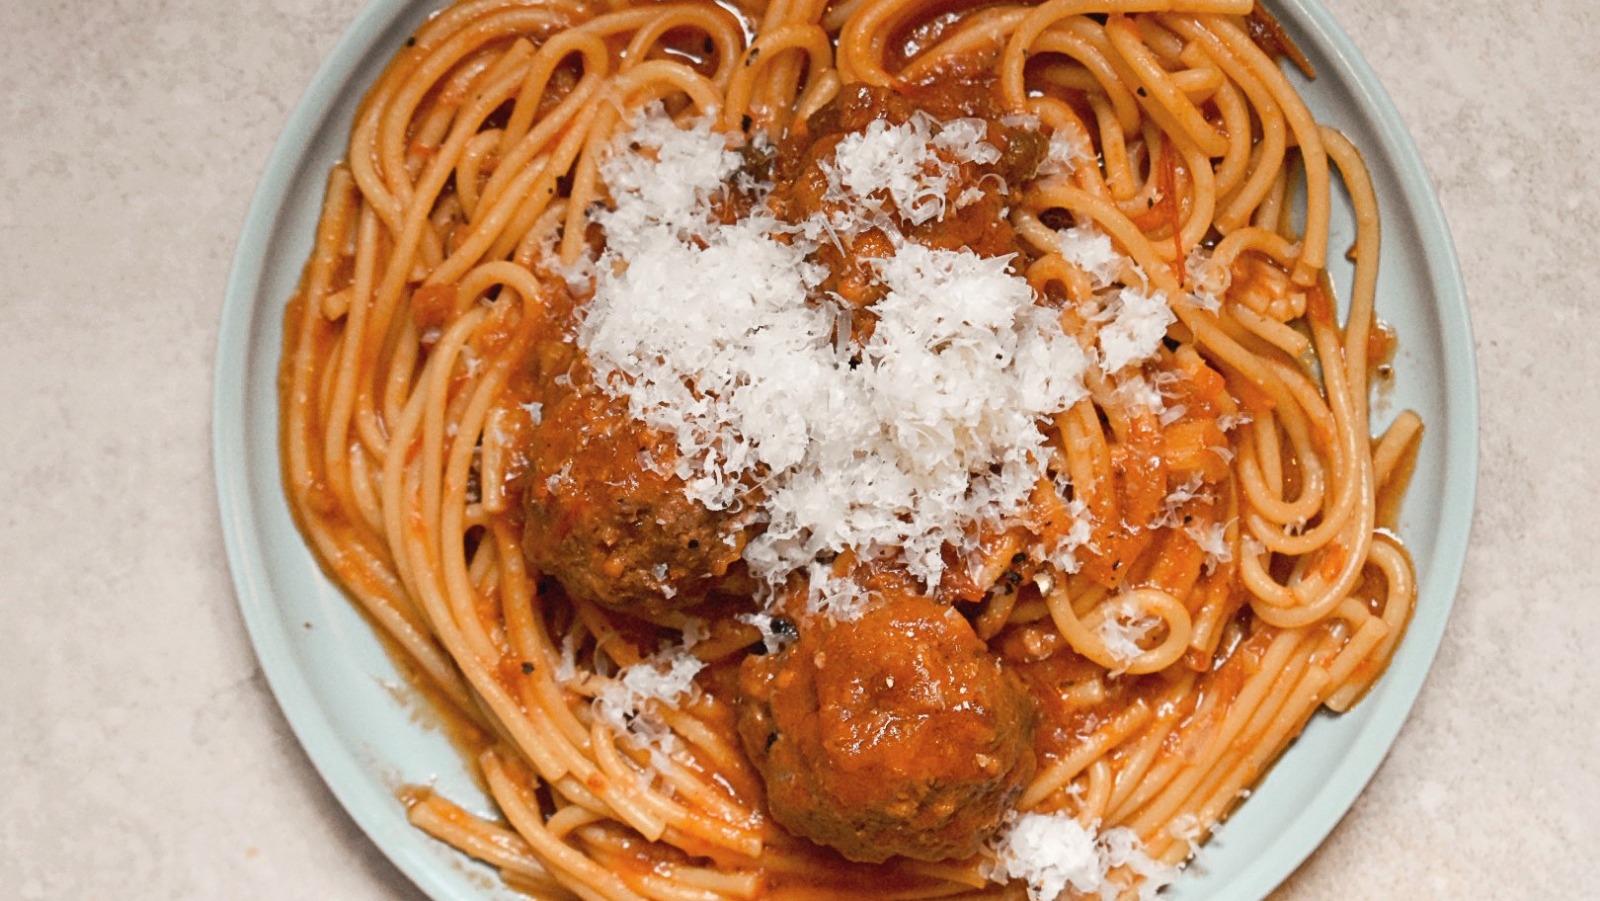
[2,0,1595,898]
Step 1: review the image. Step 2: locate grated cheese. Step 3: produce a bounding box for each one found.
[1153,473,1208,529]
[1184,520,1233,574]
[803,561,872,621]
[932,116,1001,165]
[1098,827,1183,900]
[1097,594,1157,669]
[1037,129,1088,179]
[990,812,1180,901]
[1216,411,1251,432]
[580,106,1090,607]
[544,460,571,494]
[1041,490,1094,576]
[1113,374,1167,418]
[1056,225,1125,288]
[991,812,1102,900]
[1185,244,1228,313]
[594,646,705,742]
[554,630,582,684]
[1167,813,1203,851]
[823,111,997,227]
[1097,287,1176,374]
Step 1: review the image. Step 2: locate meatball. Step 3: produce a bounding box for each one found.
[519,357,749,615]
[736,583,1038,862]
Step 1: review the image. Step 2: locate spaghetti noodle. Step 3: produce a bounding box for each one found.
[278,0,1422,896]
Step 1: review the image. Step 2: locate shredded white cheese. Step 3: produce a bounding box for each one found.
[932,116,1001,165]
[1037,129,1088,179]
[801,561,873,621]
[1216,411,1251,432]
[1098,827,1183,900]
[594,647,705,741]
[1097,594,1157,669]
[579,106,1091,607]
[992,812,1104,900]
[990,812,1179,901]
[554,630,582,684]
[1184,520,1233,574]
[579,114,832,508]
[1113,374,1167,418]
[1096,287,1176,374]
[1185,244,1228,313]
[1167,813,1203,850]
[1152,474,1208,529]
[1057,225,1125,288]
[823,111,997,226]
[1041,490,1094,577]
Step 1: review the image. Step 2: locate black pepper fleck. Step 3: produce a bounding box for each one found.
[771,616,799,641]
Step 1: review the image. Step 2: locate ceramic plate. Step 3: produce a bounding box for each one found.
[214,2,1477,897]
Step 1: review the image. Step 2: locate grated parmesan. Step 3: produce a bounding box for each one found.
[1097,594,1158,669]
[990,812,1180,901]
[1184,520,1233,574]
[578,106,1091,608]
[1057,225,1125,288]
[1041,488,1094,577]
[594,646,705,743]
[1216,411,1252,432]
[1113,374,1167,419]
[1096,287,1176,374]
[823,111,998,228]
[1037,129,1088,179]
[1184,244,1228,313]
[1152,473,1209,529]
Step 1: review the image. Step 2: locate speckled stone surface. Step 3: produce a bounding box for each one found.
[1,0,1595,898]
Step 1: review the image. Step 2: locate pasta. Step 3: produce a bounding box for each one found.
[277,0,1423,897]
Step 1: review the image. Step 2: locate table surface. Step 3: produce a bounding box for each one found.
[2,0,1595,898]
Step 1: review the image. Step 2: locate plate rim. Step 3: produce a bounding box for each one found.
[214,1,487,897]
[1191,0,1479,896]
[212,0,1480,898]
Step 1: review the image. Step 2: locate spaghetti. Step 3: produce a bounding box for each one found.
[279,0,1422,897]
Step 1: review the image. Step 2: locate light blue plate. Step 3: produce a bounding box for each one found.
[214,2,1477,898]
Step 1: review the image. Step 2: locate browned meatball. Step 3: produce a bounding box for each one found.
[519,357,749,615]
[736,581,1038,863]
